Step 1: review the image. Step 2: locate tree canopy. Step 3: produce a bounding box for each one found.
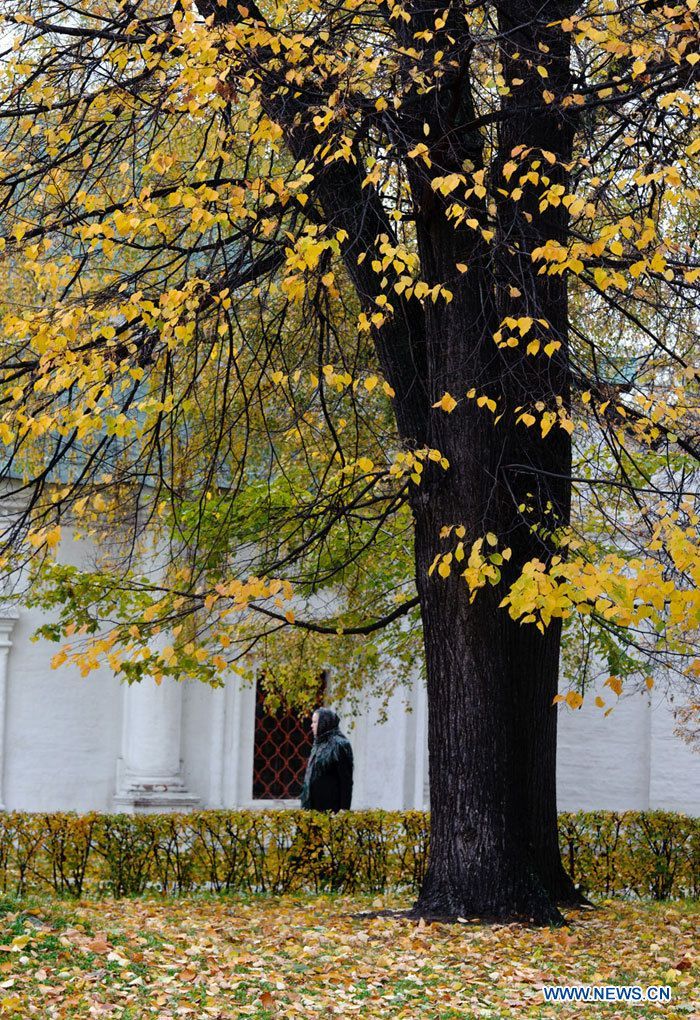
[0,0,698,920]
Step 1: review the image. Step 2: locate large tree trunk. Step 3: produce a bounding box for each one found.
[409,470,563,924]
[399,0,580,907]
[201,0,582,921]
[512,617,586,905]
[398,81,575,916]
[494,0,584,907]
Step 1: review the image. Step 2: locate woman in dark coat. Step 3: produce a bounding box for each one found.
[300,707,353,812]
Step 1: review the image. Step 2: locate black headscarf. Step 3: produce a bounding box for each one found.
[314,707,340,741]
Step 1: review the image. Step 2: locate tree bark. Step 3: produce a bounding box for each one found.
[493,0,584,906]
[409,461,563,924]
[511,617,587,905]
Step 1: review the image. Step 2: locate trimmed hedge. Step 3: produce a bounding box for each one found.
[0,810,695,900]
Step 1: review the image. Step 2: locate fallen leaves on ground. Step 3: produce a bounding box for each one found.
[0,894,696,1018]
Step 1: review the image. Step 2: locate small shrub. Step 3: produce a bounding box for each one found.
[0,809,694,900]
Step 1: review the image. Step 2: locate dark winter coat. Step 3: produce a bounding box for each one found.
[300,708,353,812]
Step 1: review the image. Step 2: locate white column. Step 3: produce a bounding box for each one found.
[208,682,228,808]
[221,674,259,807]
[408,671,428,810]
[0,610,18,811]
[236,679,257,806]
[114,677,198,813]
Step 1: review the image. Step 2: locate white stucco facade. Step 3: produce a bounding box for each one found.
[0,591,697,815]
[0,500,695,815]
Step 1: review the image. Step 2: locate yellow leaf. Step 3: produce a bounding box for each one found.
[432,392,458,413]
[565,690,583,710]
[605,675,623,696]
[45,525,61,549]
[541,411,555,438]
[407,142,431,166]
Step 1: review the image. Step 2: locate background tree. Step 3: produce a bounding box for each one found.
[0,0,698,922]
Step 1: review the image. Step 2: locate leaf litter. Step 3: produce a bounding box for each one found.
[0,895,695,1018]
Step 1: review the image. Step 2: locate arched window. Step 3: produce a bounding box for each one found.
[252,674,326,800]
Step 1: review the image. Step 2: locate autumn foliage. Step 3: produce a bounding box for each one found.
[0,810,695,901]
[0,0,696,701]
[0,0,699,921]
[0,896,695,1018]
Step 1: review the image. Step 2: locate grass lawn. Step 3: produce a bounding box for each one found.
[0,894,696,1018]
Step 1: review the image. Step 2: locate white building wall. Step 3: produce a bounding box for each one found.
[340,686,416,811]
[556,688,699,815]
[649,691,700,812]
[0,601,697,815]
[181,677,217,805]
[556,693,652,812]
[3,602,122,812]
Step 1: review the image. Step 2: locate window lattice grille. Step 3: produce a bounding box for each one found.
[252,681,323,800]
